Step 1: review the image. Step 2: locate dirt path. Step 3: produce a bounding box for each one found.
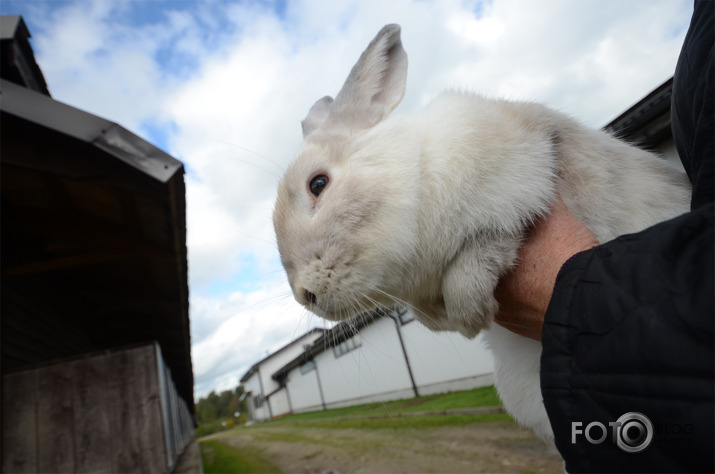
[209,418,563,473]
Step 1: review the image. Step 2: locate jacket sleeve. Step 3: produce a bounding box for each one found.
[540,2,714,471]
[540,204,714,473]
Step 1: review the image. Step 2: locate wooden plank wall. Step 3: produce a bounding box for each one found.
[1,343,194,473]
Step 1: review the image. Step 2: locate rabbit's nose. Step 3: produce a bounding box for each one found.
[304,289,317,306]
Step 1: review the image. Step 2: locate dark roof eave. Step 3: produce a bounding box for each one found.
[271,309,388,381]
[603,77,674,148]
[0,79,182,183]
[240,365,259,383]
[238,327,326,383]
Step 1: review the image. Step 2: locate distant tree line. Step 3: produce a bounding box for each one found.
[195,385,248,425]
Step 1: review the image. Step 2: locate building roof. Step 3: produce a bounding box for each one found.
[1,79,183,182]
[239,328,326,383]
[0,17,194,411]
[603,77,674,149]
[271,309,387,382]
[0,15,49,95]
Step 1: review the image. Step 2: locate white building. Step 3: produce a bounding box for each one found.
[243,307,495,422]
[240,328,324,421]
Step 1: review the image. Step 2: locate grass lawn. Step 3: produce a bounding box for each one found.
[270,412,513,433]
[200,439,281,474]
[196,384,563,474]
[271,385,502,424]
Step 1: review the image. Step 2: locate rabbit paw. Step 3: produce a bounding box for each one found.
[442,234,520,338]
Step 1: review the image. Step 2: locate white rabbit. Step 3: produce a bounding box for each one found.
[273,24,691,444]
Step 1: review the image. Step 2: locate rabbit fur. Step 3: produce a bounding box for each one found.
[273,24,691,444]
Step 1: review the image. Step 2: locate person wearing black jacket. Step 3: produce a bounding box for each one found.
[495,1,714,472]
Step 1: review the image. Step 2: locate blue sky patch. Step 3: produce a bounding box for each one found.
[205,253,270,296]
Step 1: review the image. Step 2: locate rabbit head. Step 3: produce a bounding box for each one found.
[273,24,421,322]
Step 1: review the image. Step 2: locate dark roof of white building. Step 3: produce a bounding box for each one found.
[603,77,674,149]
[239,328,326,383]
[271,309,389,382]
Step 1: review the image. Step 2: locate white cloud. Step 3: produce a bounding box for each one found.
[30,3,164,131]
[190,275,327,397]
[435,0,692,126]
[9,0,693,399]
[449,15,505,47]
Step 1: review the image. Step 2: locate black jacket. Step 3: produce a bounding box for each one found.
[540,2,714,472]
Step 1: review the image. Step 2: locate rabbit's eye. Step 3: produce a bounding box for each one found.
[309,175,329,197]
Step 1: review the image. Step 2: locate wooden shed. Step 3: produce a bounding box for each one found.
[1,15,198,472]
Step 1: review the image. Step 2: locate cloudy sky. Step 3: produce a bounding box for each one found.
[2,0,693,399]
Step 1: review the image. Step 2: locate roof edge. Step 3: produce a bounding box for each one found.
[0,78,183,182]
[271,308,389,382]
[239,327,326,383]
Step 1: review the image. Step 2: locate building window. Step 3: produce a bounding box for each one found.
[253,395,265,409]
[396,307,415,325]
[299,359,316,374]
[334,333,361,358]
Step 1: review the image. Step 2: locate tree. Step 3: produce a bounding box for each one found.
[195,385,247,425]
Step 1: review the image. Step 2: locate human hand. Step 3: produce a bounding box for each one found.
[494,195,599,341]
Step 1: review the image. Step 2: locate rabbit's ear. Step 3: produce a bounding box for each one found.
[330,24,407,131]
[301,96,334,138]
